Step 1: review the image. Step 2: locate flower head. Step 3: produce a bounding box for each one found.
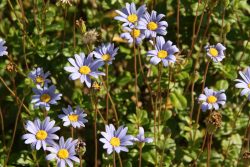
[82,29,99,45]
[147,36,179,66]
[138,11,168,38]
[64,52,105,88]
[0,38,8,57]
[46,137,80,167]
[29,67,51,86]
[93,43,119,64]
[198,87,226,112]
[133,127,153,143]
[22,117,60,150]
[120,26,145,45]
[235,67,250,100]
[31,85,62,111]
[115,3,147,28]
[204,43,226,62]
[58,105,88,128]
[99,124,133,154]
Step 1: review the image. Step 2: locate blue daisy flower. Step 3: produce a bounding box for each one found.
[28,67,51,86]
[64,52,105,88]
[133,127,153,143]
[138,10,168,38]
[147,36,179,67]
[0,38,8,57]
[198,87,226,112]
[22,117,60,150]
[235,67,250,100]
[58,105,88,128]
[99,124,134,154]
[120,26,145,45]
[93,43,119,64]
[31,84,62,111]
[114,3,147,28]
[204,43,226,62]
[46,137,80,167]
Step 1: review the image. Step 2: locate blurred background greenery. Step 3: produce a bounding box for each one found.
[0,0,250,166]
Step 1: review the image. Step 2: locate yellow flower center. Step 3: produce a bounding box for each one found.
[248,83,250,88]
[68,114,78,122]
[147,22,158,30]
[36,130,48,140]
[110,137,120,147]
[130,29,141,38]
[102,54,111,61]
[127,14,138,23]
[207,96,217,104]
[57,149,69,159]
[209,48,218,57]
[157,50,168,59]
[40,94,51,103]
[35,76,44,84]
[79,66,91,75]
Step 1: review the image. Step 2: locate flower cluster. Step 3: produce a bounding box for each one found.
[115,2,178,66]
[29,67,62,111]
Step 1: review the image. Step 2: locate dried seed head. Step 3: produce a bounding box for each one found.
[76,18,86,34]
[59,0,72,6]
[206,111,222,134]
[75,139,86,156]
[82,29,99,45]
[6,62,17,73]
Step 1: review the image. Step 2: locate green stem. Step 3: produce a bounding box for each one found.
[105,63,109,122]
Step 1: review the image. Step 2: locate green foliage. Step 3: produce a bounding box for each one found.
[0,0,249,166]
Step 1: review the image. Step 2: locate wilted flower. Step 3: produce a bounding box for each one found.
[58,105,88,128]
[138,11,168,38]
[29,67,51,86]
[93,43,119,64]
[82,29,99,45]
[114,3,147,28]
[31,85,62,111]
[99,124,133,154]
[243,151,250,159]
[235,67,250,100]
[76,18,86,34]
[120,26,145,45]
[64,52,105,88]
[0,38,8,57]
[46,137,80,167]
[147,36,179,66]
[22,117,60,150]
[198,87,226,112]
[133,127,153,143]
[204,43,226,62]
[206,111,222,134]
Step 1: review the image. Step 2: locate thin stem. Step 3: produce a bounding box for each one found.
[5,98,24,166]
[113,152,116,167]
[91,91,98,167]
[193,60,210,141]
[62,7,67,49]
[157,63,163,137]
[0,108,6,158]
[117,153,123,167]
[71,127,74,138]
[188,0,208,58]
[133,40,138,107]
[105,63,109,122]
[176,0,180,48]
[206,134,212,167]
[0,76,30,115]
[137,46,154,110]
[139,144,142,167]
[101,77,119,125]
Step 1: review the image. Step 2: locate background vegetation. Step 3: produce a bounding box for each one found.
[0,0,250,166]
